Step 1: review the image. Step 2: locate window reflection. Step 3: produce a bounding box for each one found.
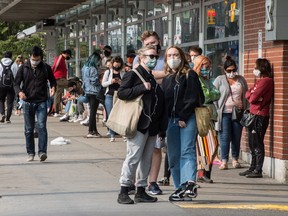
[126,23,143,51]
[146,16,168,48]
[108,29,122,54]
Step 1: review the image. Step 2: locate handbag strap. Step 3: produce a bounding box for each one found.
[132,69,146,84]
[225,76,235,102]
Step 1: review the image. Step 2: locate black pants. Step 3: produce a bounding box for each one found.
[248,115,270,173]
[87,94,100,133]
[0,87,15,121]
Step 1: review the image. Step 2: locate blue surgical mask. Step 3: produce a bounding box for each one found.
[200,68,210,77]
[145,58,157,70]
[189,62,194,69]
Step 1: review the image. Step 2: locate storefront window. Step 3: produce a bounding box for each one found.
[108,29,122,54]
[146,1,168,18]
[79,36,89,60]
[205,0,240,40]
[174,0,200,10]
[126,23,143,51]
[146,16,168,48]
[173,8,200,45]
[206,40,239,79]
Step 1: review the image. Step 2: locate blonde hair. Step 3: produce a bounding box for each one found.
[137,45,157,63]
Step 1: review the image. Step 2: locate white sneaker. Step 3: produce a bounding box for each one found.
[74,115,84,123]
[80,116,89,125]
[69,115,78,122]
[110,137,115,142]
[59,114,68,121]
[54,113,61,117]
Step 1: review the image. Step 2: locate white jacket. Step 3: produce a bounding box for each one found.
[101,69,125,95]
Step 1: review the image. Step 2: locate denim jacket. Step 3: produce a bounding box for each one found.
[81,65,101,95]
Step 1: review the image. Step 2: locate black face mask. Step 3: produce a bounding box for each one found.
[65,56,71,60]
[113,66,121,71]
[104,50,111,57]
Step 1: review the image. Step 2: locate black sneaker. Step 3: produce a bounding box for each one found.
[128,185,136,195]
[184,182,198,198]
[158,177,170,186]
[0,115,5,123]
[239,169,254,176]
[169,188,191,201]
[245,171,263,178]
[134,191,158,203]
[117,193,134,204]
[39,153,47,162]
[148,182,163,195]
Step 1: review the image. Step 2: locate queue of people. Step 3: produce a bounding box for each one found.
[1,30,273,205]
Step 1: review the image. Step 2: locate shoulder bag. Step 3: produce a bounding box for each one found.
[105,69,145,138]
[195,106,211,137]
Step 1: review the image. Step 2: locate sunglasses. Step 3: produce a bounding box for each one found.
[144,54,159,60]
[226,68,237,73]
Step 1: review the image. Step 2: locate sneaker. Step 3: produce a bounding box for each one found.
[128,185,136,195]
[148,182,163,195]
[239,168,254,176]
[123,136,127,142]
[197,176,213,183]
[169,188,190,201]
[117,193,134,204]
[245,170,263,178]
[73,115,84,123]
[184,182,198,198]
[158,177,170,186]
[80,116,89,125]
[110,137,115,142]
[39,153,47,162]
[54,113,61,117]
[0,114,5,123]
[86,132,101,138]
[6,120,11,124]
[68,115,78,123]
[59,114,69,122]
[26,154,34,162]
[134,191,158,203]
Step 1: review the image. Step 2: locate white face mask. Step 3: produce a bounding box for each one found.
[226,72,236,79]
[253,69,261,77]
[167,58,181,70]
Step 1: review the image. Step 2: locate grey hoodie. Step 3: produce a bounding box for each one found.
[0,58,19,78]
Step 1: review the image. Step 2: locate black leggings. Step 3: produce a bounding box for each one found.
[248,115,270,172]
[87,94,100,133]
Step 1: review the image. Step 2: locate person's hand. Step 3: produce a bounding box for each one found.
[178,120,186,128]
[143,82,151,90]
[19,92,26,100]
[50,87,55,97]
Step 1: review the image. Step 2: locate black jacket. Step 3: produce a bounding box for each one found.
[162,69,204,122]
[118,65,167,137]
[14,60,57,103]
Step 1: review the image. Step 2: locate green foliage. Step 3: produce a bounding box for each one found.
[0,21,44,59]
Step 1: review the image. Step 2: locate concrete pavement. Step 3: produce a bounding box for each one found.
[0,114,287,216]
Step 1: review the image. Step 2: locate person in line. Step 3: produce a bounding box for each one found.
[0,51,19,123]
[117,45,166,204]
[82,51,102,138]
[14,46,56,162]
[162,45,204,201]
[14,55,25,116]
[101,45,112,67]
[213,56,249,170]
[102,56,125,142]
[52,49,72,117]
[188,46,202,69]
[239,58,273,178]
[193,55,221,183]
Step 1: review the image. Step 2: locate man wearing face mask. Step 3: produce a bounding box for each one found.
[102,56,125,142]
[101,45,112,67]
[51,49,72,117]
[14,46,57,162]
[188,46,202,69]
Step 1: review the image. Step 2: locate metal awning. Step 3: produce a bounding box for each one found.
[0,0,89,22]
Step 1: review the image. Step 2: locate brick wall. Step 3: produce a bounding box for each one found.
[243,0,288,160]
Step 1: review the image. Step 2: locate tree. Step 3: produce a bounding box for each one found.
[0,21,44,59]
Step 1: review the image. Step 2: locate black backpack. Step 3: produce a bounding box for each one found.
[0,62,14,87]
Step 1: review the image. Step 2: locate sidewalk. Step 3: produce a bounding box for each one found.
[0,114,287,216]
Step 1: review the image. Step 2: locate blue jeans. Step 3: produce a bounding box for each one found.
[23,101,48,156]
[166,114,198,189]
[105,94,116,137]
[219,113,243,162]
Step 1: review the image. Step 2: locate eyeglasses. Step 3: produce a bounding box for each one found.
[226,68,237,73]
[144,54,159,60]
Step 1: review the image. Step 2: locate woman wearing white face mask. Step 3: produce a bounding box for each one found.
[239,58,273,178]
[213,56,249,170]
[162,46,204,201]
